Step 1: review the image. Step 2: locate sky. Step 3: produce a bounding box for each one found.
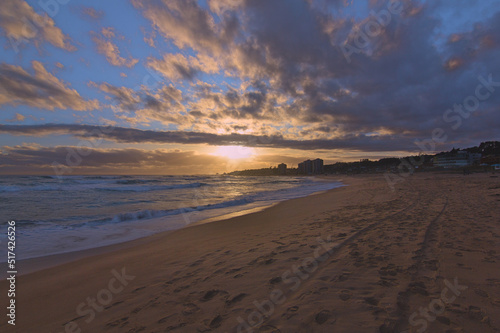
[0,0,499,175]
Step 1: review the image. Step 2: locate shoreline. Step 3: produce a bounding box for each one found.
[2,177,345,280]
[2,173,499,332]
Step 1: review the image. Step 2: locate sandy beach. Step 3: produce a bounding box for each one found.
[1,173,500,332]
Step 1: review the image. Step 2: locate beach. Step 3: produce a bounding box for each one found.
[1,173,500,332]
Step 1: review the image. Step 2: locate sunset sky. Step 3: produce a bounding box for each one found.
[1,0,499,175]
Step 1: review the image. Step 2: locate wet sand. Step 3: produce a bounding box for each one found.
[1,173,499,332]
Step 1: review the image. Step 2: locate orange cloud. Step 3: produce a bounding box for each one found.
[0,145,230,175]
[5,113,26,123]
[0,61,99,111]
[444,57,463,71]
[147,53,219,81]
[91,28,138,68]
[0,0,75,51]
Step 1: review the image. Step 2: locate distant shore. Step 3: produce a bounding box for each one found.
[1,173,499,332]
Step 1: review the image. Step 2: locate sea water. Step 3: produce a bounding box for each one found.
[0,175,342,260]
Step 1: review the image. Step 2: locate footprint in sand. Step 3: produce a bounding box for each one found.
[166,323,186,331]
[436,316,451,325]
[468,305,487,321]
[259,324,281,332]
[158,313,177,324]
[334,272,351,282]
[284,306,299,319]
[338,290,352,301]
[104,300,123,310]
[269,276,282,284]
[105,316,129,328]
[189,259,205,267]
[182,303,200,315]
[474,289,489,298]
[315,309,334,325]
[226,267,242,274]
[226,293,248,306]
[173,285,190,293]
[264,258,276,265]
[364,296,379,306]
[408,281,428,296]
[131,307,142,314]
[201,289,220,301]
[209,315,223,329]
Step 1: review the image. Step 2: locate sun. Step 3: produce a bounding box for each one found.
[214,145,255,159]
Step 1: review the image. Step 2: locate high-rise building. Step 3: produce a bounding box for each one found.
[298,160,308,174]
[312,158,324,174]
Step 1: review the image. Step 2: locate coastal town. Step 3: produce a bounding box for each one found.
[229,141,500,176]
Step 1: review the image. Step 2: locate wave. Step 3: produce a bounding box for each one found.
[81,181,342,226]
[115,179,162,185]
[97,182,208,192]
[84,197,254,225]
[0,180,208,193]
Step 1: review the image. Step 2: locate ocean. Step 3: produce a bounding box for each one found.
[0,175,343,261]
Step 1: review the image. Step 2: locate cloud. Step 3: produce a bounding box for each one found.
[92,82,186,125]
[147,53,199,81]
[93,82,140,111]
[131,0,500,147]
[91,27,139,68]
[1,0,498,162]
[131,0,228,54]
[79,6,104,20]
[5,113,25,123]
[0,123,429,152]
[146,53,220,81]
[0,145,228,175]
[0,61,99,111]
[0,0,75,51]
[140,27,157,47]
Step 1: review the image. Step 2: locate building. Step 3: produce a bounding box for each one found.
[312,158,324,174]
[298,160,311,174]
[298,159,323,174]
[480,155,500,166]
[433,151,481,168]
[298,160,312,174]
[277,163,287,175]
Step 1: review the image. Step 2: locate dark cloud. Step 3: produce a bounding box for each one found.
[147,53,201,81]
[0,123,429,152]
[130,0,500,146]
[0,145,228,175]
[91,82,185,125]
[2,0,499,162]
